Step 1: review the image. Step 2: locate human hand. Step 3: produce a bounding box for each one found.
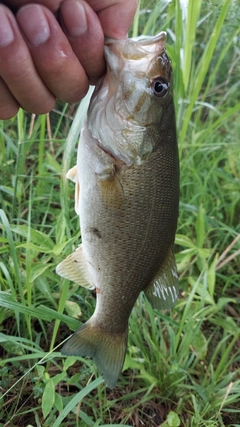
[0,0,137,119]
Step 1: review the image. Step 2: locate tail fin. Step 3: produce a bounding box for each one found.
[61,318,128,389]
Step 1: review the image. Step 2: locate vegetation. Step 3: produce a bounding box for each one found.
[0,0,240,425]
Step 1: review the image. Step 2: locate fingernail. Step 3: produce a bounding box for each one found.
[61,1,88,37]
[0,7,14,47]
[17,5,50,46]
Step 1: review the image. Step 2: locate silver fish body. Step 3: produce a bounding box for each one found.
[57,32,179,388]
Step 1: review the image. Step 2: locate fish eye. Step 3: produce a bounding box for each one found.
[151,78,169,97]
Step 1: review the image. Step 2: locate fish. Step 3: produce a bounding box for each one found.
[56,31,179,389]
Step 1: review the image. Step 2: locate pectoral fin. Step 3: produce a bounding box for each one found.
[96,165,124,209]
[56,245,94,290]
[144,248,179,310]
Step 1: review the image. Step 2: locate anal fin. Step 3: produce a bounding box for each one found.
[144,248,179,310]
[56,245,94,290]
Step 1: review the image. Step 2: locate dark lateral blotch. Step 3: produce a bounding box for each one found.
[91,227,102,238]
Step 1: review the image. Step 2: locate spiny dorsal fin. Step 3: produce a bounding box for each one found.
[144,247,179,310]
[56,245,94,290]
[66,165,78,182]
[66,165,81,215]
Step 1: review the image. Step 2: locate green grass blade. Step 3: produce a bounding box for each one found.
[0,291,79,330]
[143,0,172,36]
[0,210,21,301]
[51,377,104,427]
[62,87,94,181]
[179,0,231,148]
[182,0,202,92]
[49,279,70,352]
[131,0,140,38]
[61,87,94,230]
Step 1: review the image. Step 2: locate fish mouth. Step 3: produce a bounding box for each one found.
[103,32,168,98]
[104,31,166,64]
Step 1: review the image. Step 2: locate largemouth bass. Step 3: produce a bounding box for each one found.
[57,32,179,388]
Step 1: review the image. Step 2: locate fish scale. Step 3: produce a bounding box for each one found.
[56,32,179,388]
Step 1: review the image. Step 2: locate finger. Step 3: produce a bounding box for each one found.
[87,0,138,39]
[0,78,19,120]
[1,0,61,12]
[0,5,56,115]
[59,0,105,84]
[16,4,89,103]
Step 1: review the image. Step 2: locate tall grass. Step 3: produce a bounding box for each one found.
[0,0,240,426]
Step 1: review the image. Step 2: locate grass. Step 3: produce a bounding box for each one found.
[0,0,240,425]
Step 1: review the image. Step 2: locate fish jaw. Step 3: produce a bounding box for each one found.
[104,31,167,75]
[87,32,173,166]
